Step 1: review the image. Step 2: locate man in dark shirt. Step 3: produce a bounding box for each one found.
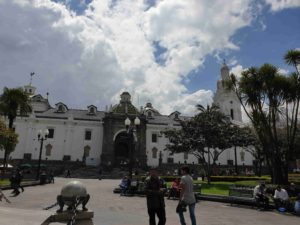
[144,168,166,225]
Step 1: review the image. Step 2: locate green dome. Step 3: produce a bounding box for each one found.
[111,102,139,114]
[111,92,139,114]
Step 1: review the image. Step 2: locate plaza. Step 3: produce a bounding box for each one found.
[0,178,299,225]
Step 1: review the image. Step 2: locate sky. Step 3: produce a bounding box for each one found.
[0,0,299,116]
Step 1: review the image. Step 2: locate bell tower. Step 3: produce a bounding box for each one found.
[213,61,242,122]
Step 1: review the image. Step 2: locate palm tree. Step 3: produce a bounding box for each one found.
[0,87,32,168]
[284,49,300,77]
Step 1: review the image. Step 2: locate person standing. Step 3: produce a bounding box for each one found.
[178,166,196,225]
[144,168,166,225]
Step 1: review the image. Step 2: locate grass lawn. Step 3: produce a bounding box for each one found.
[0,179,10,186]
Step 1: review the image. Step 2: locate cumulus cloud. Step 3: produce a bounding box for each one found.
[264,0,300,11]
[0,0,258,115]
[230,64,246,79]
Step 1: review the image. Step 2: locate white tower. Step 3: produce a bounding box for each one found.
[213,61,242,122]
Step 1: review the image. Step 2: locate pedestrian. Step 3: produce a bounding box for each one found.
[10,172,19,196]
[177,166,196,225]
[49,170,55,183]
[144,168,166,225]
[65,169,71,178]
[98,167,102,180]
[16,169,24,192]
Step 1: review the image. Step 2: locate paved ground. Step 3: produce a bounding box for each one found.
[0,178,299,225]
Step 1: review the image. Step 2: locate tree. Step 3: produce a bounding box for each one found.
[164,104,236,184]
[229,49,300,184]
[227,125,258,175]
[0,119,18,170]
[0,87,31,169]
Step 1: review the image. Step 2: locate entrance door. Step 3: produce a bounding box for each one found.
[114,132,130,167]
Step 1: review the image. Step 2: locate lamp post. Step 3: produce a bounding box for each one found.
[36,129,49,180]
[125,116,140,179]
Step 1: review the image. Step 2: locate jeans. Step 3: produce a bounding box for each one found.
[148,207,166,225]
[178,203,196,225]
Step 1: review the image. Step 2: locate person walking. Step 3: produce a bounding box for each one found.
[16,169,24,193]
[144,168,166,225]
[65,169,71,178]
[177,166,196,225]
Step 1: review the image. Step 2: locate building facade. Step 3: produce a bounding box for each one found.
[0,64,255,168]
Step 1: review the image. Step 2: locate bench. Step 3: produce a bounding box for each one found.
[193,183,202,199]
[113,179,142,196]
[228,187,256,206]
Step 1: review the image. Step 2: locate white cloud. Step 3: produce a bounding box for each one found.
[230,64,246,79]
[264,0,300,11]
[0,0,257,115]
[278,68,289,74]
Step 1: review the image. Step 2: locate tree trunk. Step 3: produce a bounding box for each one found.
[207,148,211,184]
[272,158,289,184]
[234,146,238,175]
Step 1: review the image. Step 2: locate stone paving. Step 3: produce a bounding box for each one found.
[0,178,299,225]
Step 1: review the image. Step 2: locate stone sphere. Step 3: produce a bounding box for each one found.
[61,181,87,198]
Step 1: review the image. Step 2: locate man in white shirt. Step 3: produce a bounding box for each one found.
[253,183,269,210]
[177,166,196,225]
[273,185,289,209]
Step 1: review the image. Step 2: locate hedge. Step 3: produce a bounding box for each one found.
[210,176,269,182]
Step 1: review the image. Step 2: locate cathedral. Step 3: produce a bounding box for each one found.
[0,63,254,168]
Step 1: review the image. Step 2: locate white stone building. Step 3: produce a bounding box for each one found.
[0,64,255,168]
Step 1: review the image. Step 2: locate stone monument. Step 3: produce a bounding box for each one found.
[41,181,93,225]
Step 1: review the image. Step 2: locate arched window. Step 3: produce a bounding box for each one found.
[90,107,95,114]
[58,105,64,112]
[184,152,188,160]
[148,111,152,117]
[84,145,91,157]
[152,147,158,159]
[240,151,245,162]
[230,109,234,120]
[45,144,53,156]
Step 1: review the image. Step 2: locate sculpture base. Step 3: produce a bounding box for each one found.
[41,211,94,225]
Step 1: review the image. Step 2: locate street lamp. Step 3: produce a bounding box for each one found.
[36,129,49,180]
[125,116,140,178]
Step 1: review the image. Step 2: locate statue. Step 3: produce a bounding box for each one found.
[56,180,90,213]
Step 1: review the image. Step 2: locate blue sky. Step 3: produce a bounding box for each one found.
[0,0,299,115]
[189,6,300,93]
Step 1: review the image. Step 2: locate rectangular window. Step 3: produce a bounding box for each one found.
[152,133,157,143]
[46,148,51,156]
[63,155,71,161]
[227,160,234,166]
[167,158,174,164]
[47,128,55,139]
[184,152,188,160]
[23,153,32,160]
[85,130,92,140]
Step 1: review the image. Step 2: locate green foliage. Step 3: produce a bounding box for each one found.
[0,87,32,128]
[0,87,29,169]
[230,49,300,184]
[210,176,269,182]
[0,119,18,155]
[163,104,256,183]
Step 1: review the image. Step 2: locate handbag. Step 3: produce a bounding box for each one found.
[176,201,187,213]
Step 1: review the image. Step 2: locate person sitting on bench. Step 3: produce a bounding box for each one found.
[119,176,130,196]
[273,185,289,210]
[253,183,269,210]
[168,178,181,199]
